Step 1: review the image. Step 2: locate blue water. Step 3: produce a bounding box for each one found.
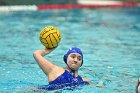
[0,7,140,93]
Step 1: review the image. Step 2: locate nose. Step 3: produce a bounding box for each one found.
[74,58,78,63]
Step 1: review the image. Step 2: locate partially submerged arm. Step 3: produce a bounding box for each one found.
[82,78,106,88]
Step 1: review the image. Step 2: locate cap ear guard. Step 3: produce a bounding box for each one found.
[63,54,67,64]
[81,61,83,66]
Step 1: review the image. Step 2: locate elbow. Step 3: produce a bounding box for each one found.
[33,49,46,57]
[33,50,38,57]
[33,50,43,57]
[33,50,41,62]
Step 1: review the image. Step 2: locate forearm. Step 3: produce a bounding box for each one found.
[33,49,53,57]
[33,48,56,75]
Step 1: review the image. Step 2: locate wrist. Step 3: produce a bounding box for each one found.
[33,50,48,57]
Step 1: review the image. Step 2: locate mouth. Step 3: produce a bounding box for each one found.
[71,63,77,66]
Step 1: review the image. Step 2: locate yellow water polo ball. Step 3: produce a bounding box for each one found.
[40,26,62,49]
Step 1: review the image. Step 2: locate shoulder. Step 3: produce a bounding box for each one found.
[50,66,65,75]
[48,66,65,82]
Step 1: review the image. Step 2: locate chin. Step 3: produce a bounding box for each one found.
[70,66,79,71]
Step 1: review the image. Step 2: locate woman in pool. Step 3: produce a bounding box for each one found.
[136,78,140,93]
[33,47,101,90]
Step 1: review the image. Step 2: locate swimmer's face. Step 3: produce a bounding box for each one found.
[67,53,82,70]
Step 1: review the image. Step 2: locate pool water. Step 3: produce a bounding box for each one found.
[0,7,140,93]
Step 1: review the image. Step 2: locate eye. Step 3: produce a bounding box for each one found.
[77,56,82,61]
[70,54,76,58]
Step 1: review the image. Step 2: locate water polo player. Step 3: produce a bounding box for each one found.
[136,78,140,93]
[33,47,93,90]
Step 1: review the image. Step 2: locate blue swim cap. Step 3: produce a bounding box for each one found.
[63,47,83,66]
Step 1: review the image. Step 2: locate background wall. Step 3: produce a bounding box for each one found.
[0,0,77,5]
[0,0,139,5]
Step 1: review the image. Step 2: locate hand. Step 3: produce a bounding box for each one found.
[45,47,57,54]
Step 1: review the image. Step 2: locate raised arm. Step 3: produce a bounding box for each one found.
[33,48,57,76]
